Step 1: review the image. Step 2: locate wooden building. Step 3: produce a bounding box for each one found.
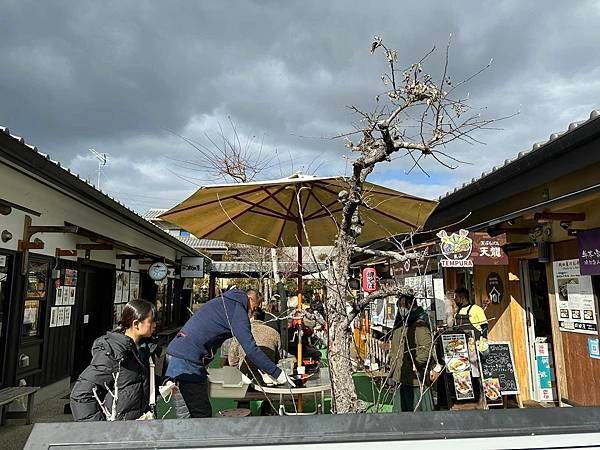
[0,126,199,403]
[362,110,600,407]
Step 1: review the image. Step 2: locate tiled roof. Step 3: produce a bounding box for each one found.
[438,110,600,200]
[142,208,168,220]
[0,125,198,255]
[211,260,326,274]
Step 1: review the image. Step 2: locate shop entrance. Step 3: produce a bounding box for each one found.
[0,252,14,388]
[72,262,114,379]
[520,260,557,402]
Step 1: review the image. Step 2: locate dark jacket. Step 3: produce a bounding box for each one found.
[166,289,281,381]
[389,307,434,387]
[70,331,150,421]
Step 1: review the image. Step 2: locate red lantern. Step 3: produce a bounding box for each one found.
[362,267,378,293]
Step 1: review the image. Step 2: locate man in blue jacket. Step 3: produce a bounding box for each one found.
[166,288,292,417]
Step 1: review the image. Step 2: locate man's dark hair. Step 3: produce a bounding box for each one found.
[251,308,266,321]
[455,287,470,302]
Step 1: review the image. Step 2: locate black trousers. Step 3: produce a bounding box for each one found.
[178,380,212,418]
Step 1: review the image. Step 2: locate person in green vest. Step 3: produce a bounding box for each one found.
[388,294,435,412]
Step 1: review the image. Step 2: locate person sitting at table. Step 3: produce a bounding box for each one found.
[228,308,281,384]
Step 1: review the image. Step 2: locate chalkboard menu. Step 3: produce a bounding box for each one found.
[479,341,519,395]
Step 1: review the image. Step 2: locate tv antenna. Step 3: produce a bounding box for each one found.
[89,149,109,189]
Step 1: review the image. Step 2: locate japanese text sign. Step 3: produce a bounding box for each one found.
[578,228,600,275]
[362,267,378,293]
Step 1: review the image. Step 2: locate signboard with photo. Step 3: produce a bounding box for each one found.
[553,259,597,334]
[441,333,475,400]
[129,272,140,301]
[479,341,519,395]
[64,269,78,287]
[55,286,64,306]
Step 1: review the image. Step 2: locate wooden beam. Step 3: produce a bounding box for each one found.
[29,225,79,234]
[18,240,44,251]
[534,212,585,223]
[76,243,114,251]
[55,248,78,258]
[116,254,147,260]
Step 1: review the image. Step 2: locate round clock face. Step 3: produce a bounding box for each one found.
[148,262,168,281]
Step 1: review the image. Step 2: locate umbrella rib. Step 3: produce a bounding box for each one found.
[307,207,344,221]
[276,194,296,246]
[235,196,296,220]
[260,186,292,212]
[198,185,287,238]
[161,186,267,216]
[315,181,422,228]
[369,207,419,229]
[305,196,339,220]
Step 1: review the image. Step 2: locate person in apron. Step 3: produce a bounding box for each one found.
[453,288,488,403]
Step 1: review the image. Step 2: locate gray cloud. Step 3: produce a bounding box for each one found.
[1,0,599,211]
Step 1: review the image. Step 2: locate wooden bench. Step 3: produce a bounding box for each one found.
[0,386,40,425]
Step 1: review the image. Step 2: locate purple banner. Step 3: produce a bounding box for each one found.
[578,228,600,275]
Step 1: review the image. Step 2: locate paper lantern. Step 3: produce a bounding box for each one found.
[362,267,378,293]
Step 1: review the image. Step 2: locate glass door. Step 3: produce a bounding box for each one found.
[521,260,556,402]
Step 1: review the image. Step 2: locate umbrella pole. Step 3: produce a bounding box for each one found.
[297,218,303,412]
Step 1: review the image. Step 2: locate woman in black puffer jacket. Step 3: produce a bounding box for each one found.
[70,299,157,421]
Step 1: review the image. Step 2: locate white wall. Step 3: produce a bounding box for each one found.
[0,161,186,265]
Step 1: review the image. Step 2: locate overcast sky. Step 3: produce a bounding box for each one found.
[2,1,599,213]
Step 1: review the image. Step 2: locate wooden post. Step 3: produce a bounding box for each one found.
[208,273,217,299]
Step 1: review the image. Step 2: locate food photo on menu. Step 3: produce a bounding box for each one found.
[483,377,502,402]
[453,370,475,400]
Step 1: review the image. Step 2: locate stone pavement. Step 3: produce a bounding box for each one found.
[0,390,71,450]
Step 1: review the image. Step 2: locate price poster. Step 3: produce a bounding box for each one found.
[553,259,597,334]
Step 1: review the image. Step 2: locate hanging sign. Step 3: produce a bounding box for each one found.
[362,267,378,292]
[553,259,597,334]
[437,229,474,267]
[486,272,504,304]
[578,228,600,275]
[472,233,508,265]
[181,256,205,278]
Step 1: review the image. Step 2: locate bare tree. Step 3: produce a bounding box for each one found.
[324,36,503,413]
[168,118,274,183]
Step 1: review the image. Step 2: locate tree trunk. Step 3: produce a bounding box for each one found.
[325,233,359,413]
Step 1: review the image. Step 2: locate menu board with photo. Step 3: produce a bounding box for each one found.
[114,271,124,304]
[63,307,71,326]
[64,269,78,287]
[441,332,475,400]
[479,341,519,396]
[129,272,140,301]
[553,259,598,334]
[49,307,58,328]
[56,307,65,327]
[55,286,64,306]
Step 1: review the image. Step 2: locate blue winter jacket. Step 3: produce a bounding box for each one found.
[166,289,281,382]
